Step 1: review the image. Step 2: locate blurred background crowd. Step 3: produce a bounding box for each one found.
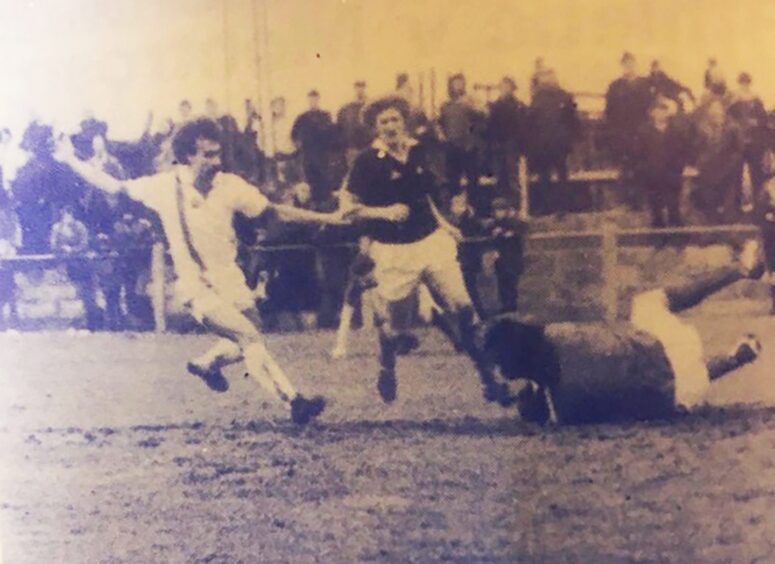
[1,51,775,331]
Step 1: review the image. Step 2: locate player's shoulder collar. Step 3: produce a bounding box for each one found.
[174,164,196,187]
[370,137,419,159]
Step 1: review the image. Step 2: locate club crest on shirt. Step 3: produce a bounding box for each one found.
[390,170,402,180]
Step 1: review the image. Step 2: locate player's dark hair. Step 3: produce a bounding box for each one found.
[172,118,221,165]
[362,96,411,130]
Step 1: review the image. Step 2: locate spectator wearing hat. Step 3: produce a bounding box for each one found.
[337,81,371,168]
[487,76,528,201]
[727,72,769,209]
[604,52,654,207]
[291,90,336,203]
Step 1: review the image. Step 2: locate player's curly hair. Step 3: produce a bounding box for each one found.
[362,96,411,130]
[172,118,221,165]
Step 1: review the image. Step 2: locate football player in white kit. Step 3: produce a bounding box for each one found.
[54,118,343,425]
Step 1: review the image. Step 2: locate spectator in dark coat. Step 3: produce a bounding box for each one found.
[604,52,654,202]
[439,74,486,207]
[488,197,527,314]
[337,81,370,168]
[727,72,769,209]
[450,192,488,316]
[291,90,336,203]
[528,69,580,214]
[633,97,693,227]
[111,206,156,330]
[487,76,527,200]
[12,122,89,253]
[692,99,745,223]
[648,60,694,111]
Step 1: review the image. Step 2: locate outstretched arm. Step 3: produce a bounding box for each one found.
[53,135,124,195]
[271,203,346,225]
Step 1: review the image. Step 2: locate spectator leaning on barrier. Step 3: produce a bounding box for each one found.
[727,72,769,211]
[291,90,336,203]
[0,189,21,328]
[692,98,746,223]
[528,69,580,215]
[50,205,101,331]
[487,76,527,201]
[604,52,654,206]
[487,197,526,314]
[633,96,693,228]
[110,207,156,330]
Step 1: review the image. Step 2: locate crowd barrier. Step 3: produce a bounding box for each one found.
[0,221,761,332]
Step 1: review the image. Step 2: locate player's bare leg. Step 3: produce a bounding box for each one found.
[332,302,355,359]
[189,308,262,388]
[192,301,325,425]
[422,252,517,407]
[373,296,412,403]
[663,239,763,313]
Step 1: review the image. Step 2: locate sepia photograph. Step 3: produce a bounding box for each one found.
[0,0,773,561]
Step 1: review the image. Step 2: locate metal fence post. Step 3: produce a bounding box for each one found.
[601,222,618,322]
[150,242,166,333]
[519,155,530,220]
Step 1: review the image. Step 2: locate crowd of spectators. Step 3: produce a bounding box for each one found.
[1,54,774,329]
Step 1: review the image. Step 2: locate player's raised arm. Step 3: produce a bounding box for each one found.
[52,134,125,195]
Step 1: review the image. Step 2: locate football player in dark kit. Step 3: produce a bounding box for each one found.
[340,96,510,406]
[484,240,765,425]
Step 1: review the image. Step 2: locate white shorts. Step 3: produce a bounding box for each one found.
[630,289,710,410]
[176,266,255,323]
[370,229,470,307]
